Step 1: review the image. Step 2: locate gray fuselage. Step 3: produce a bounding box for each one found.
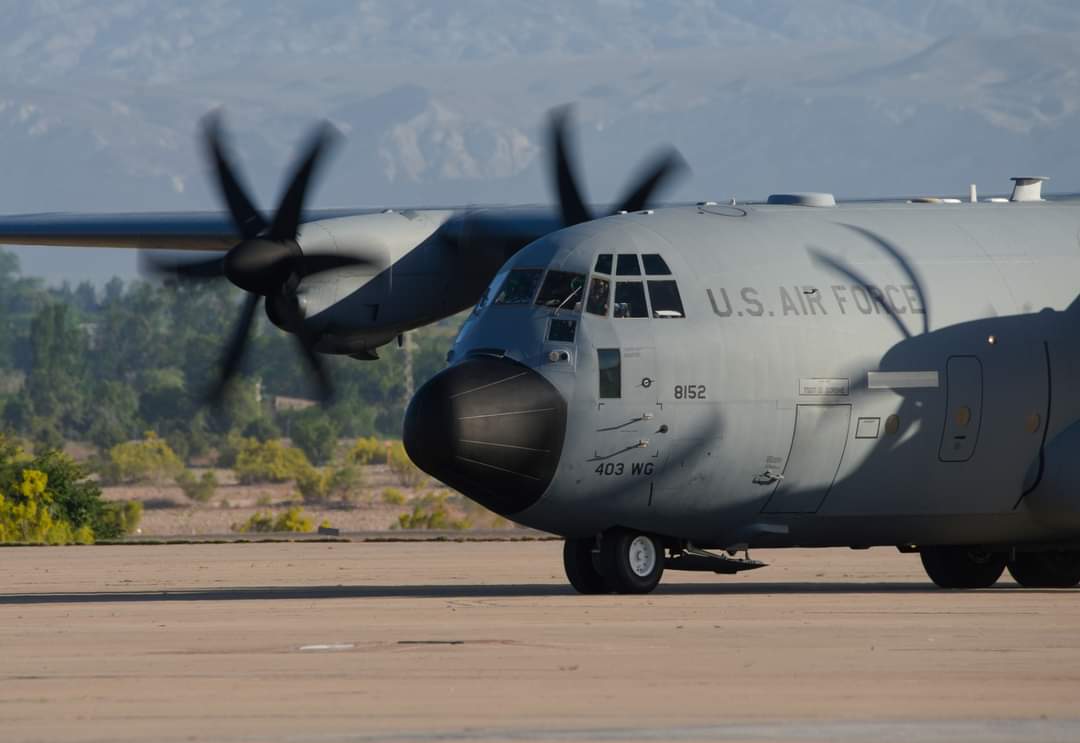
[410,199,1080,551]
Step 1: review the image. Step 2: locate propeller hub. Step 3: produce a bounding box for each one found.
[223,238,300,295]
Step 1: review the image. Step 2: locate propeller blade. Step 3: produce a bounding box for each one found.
[206,293,261,404]
[842,224,930,335]
[613,147,689,214]
[547,106,592,227]
[293,330,334,404]
[140,253,226,281]
[202,112,267,240]
[295,252,378,277]
[808,248,913,340]
[268,122,340,242]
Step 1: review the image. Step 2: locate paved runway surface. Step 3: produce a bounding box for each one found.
[1,541,1079,742]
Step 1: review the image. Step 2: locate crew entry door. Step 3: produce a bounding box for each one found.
[764,404,851,514]
[939,356,982,462]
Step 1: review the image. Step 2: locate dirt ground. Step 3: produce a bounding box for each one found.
[101,464,507,535]
[1,542,1079,742]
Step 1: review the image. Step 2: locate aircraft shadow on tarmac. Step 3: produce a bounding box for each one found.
[0,581,1051,604]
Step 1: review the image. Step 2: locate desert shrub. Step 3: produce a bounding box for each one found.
[214,430,246,468]
[289,410,340,465]
[395,494,470,530]
[387,441,426,488]
[233,439,309,484]
[350,436,388,465]
[232,506,314,534]
[0,436,122,543]
[0,469,80,544]
[96,500,143,539]
[460,496,513,529]
[243,416,280,443]
[295,464,361,504]
[381,487,406,505]
[26,446,104,532]
[255,494,272,507]
[175,469,218,503]
[276,507,313,532]
[99,432,183,485]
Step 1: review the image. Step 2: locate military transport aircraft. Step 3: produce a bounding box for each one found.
[5,110,1080,594]
[401,172,1080,594]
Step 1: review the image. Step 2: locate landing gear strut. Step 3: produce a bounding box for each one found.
[920,546,1007,588]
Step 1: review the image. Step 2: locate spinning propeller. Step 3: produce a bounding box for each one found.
[147,106,688,407]
[144,113,374,404]
[547,105,688,227]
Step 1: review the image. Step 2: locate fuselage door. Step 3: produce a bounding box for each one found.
[939,356,983,463]
[763,404,852,514]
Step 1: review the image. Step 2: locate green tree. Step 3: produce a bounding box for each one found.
[289,409,340,465]
[0,435,118,542]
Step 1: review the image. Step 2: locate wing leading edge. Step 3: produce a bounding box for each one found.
[0,208,388,251]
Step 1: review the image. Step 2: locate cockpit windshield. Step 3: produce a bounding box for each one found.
[494,268,544,305]
[535,270,586,312]
[587,252,686,319]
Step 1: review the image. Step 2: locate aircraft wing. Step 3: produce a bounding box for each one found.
[0,208,388,251]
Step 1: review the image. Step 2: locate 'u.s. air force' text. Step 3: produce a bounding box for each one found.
[706,285,925,318]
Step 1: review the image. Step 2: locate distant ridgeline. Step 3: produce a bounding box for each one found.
[0,249,457,459]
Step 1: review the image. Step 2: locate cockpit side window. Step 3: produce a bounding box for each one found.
[614,282,649,318]
[648,280,685,318]
[494,268,544,305]
[586,277,611,316]
[616,254,642,276]
[642,254,672,276]
[535,270,585,311]
[598,349,621,398]
[594,253,613,274]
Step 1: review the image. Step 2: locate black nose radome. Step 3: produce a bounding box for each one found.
[403,356,567,517]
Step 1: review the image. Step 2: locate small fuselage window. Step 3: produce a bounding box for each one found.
[614,282,649,318]
[647,280,685,318]
[535,270,586,311]
[586,277,611,316]
[495,268,544,305]
[594,253,613,274]
[598,348,621,398]
[548,318,577,342]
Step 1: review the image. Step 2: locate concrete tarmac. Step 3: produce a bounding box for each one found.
[1,541,1078,743]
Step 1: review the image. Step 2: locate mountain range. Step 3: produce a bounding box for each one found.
[3,0,1080,282]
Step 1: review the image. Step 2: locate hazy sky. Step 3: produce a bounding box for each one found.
[4,0,1080,283]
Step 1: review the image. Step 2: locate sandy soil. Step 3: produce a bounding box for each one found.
[101,464,507,536]
[1,542,1079,742]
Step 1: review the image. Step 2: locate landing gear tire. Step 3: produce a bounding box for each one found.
[920,546,1007,589]
[1007,551,1080,588]
[563,538,607,594]
[599,529,664,594]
